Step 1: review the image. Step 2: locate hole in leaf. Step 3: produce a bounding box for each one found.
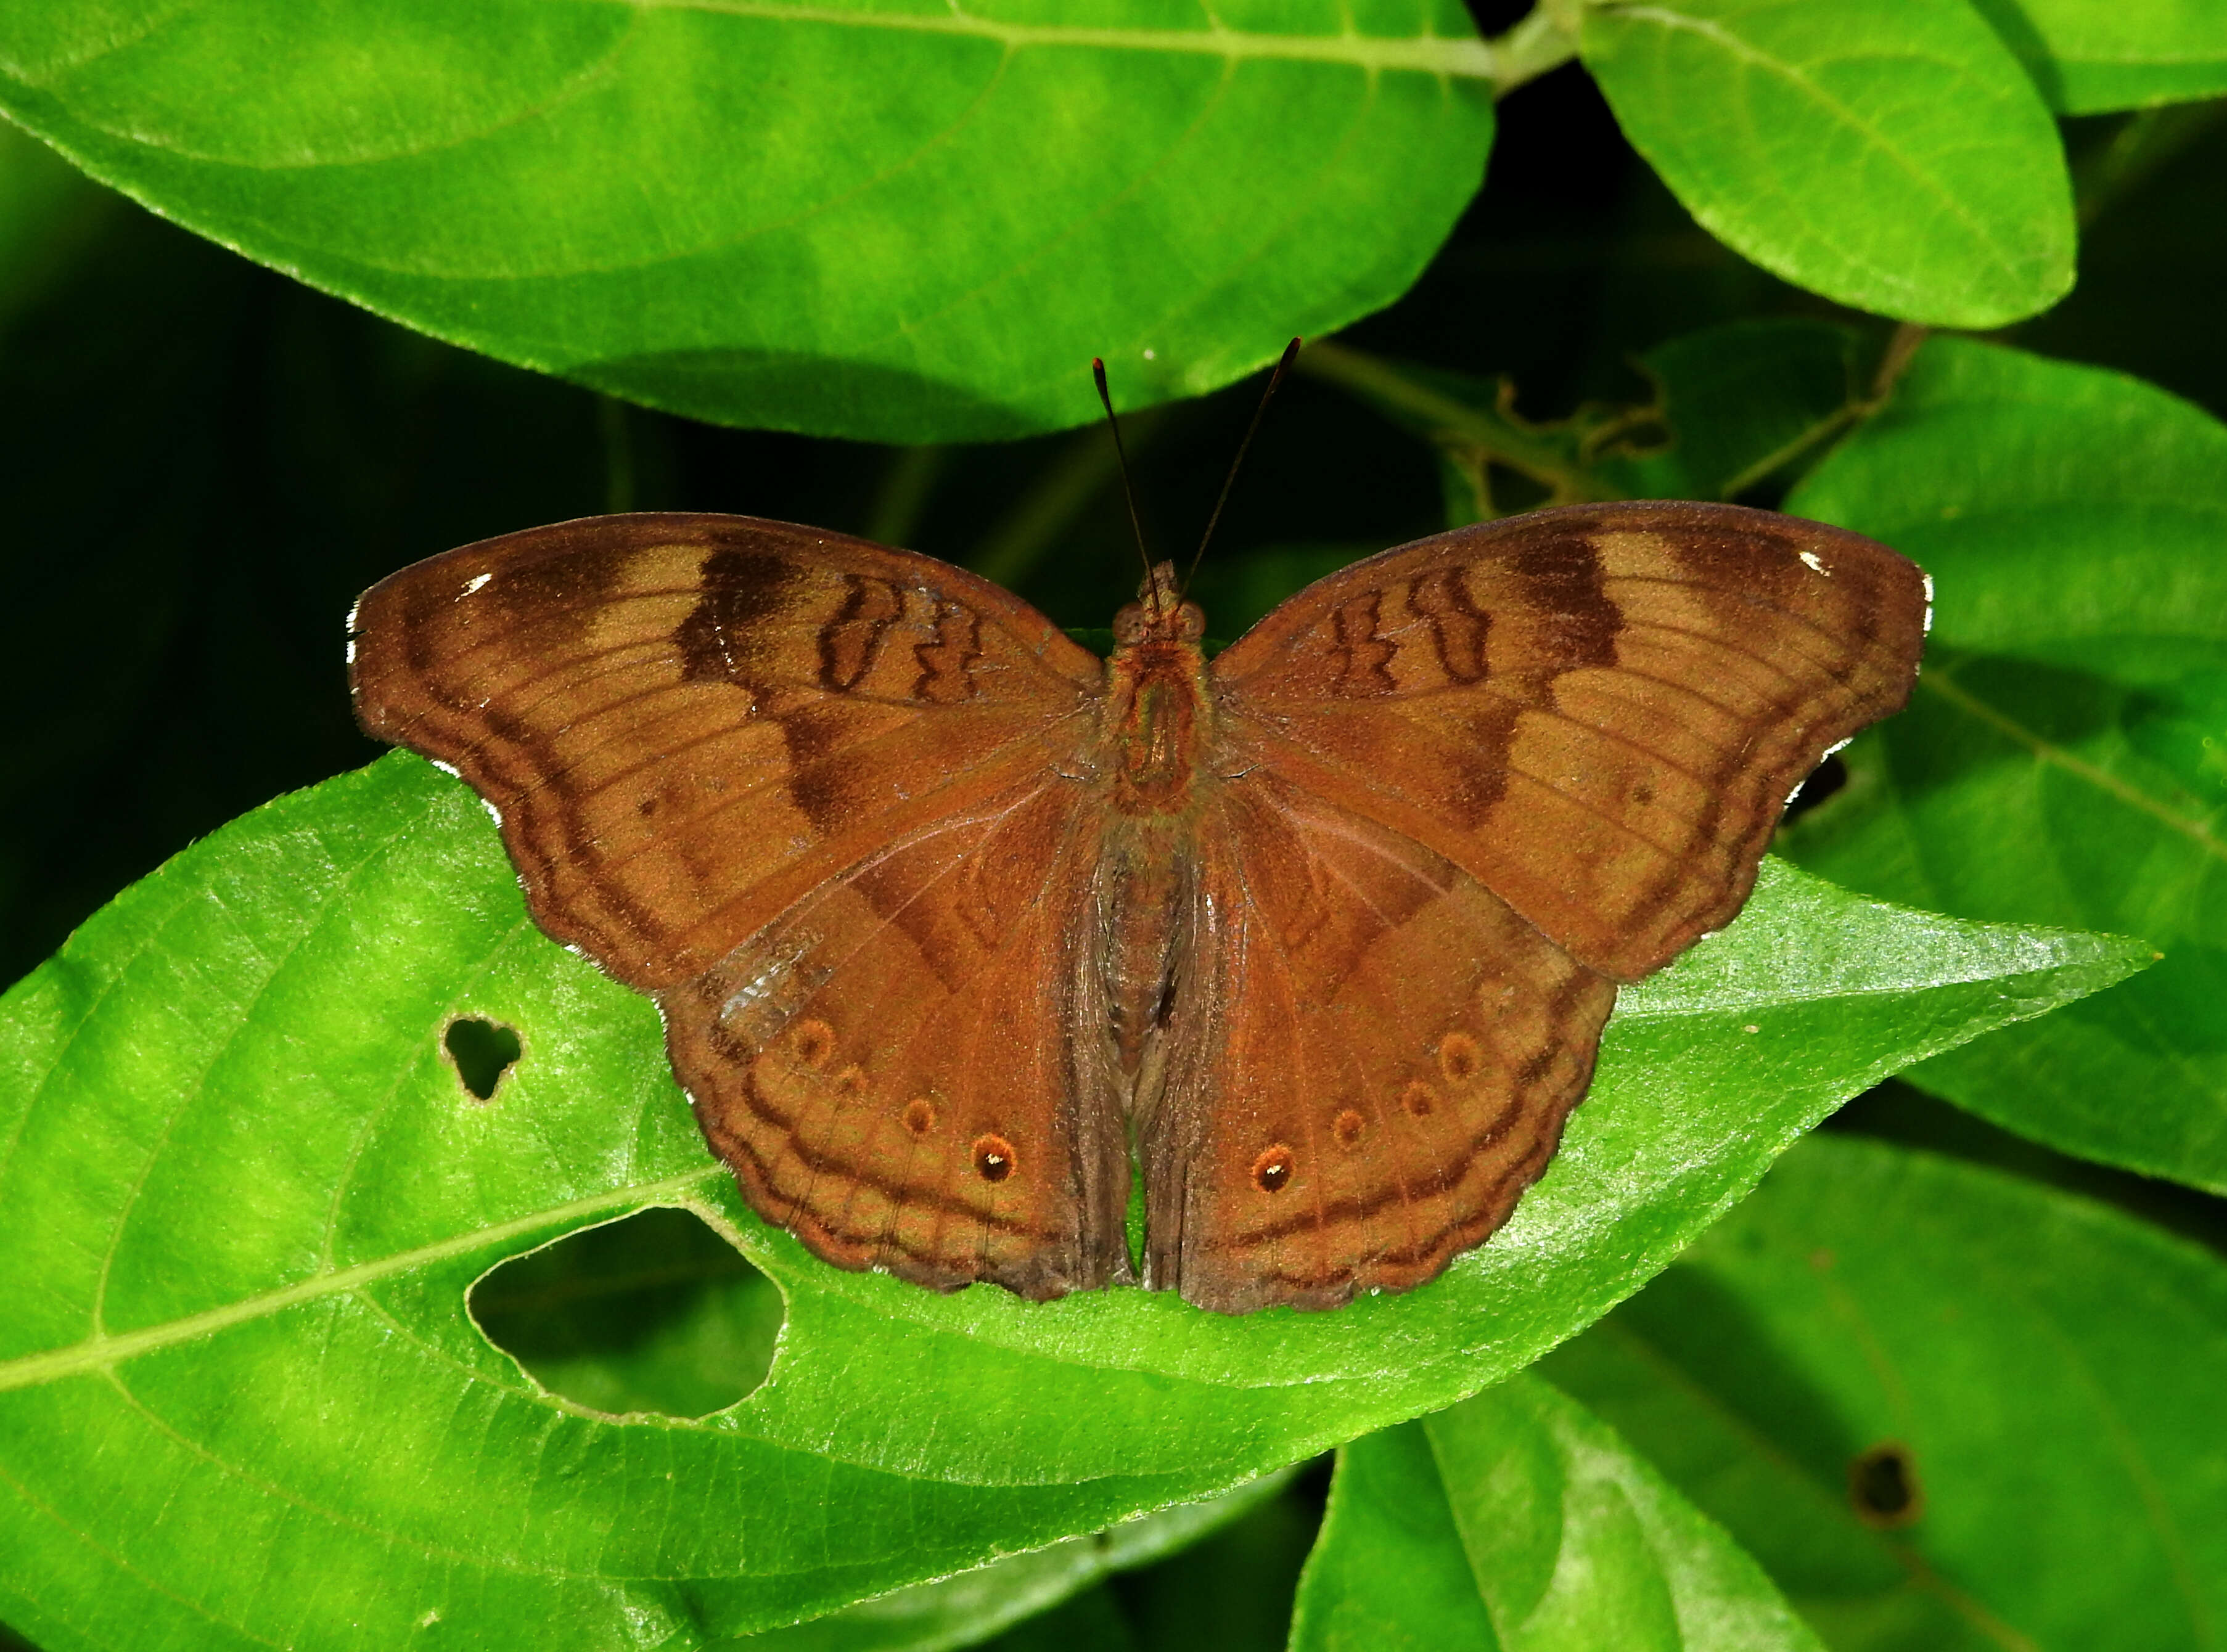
[1781,753,1848,824]
[444,1016,521,1101]
[1848,1441,1924,1527]
[470,1207,784,1418]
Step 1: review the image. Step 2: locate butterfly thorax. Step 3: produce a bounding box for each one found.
[1105,571,1212,818]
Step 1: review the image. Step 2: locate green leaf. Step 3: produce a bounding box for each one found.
[1968,0,2227,112]
[1543,1132,2227,1650]
[1784,337,2227,1192]
[1580,0,2075,327]
[1291,1376,1823,1651]
[0,0,1498,443]
[0,754,2142,1648]
[736,1470,1294,1652]
[1598,319,1876,501]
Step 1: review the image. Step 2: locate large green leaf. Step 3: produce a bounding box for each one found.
[1290,1376,1823,1651]
[736,1470,1293,1652]
[0,0,1498,443]
[0,754,2142,1650]
[1580,0,2075,327]
[1784,338,2227,1192]
[1969,0,2227,112]
[1543,1132,2227,1651]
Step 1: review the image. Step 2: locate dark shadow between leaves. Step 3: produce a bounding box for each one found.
[1779,751,1848,825]
[470,1206,785,1420]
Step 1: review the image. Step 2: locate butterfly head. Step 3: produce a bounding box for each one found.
[1114,560,1207,648]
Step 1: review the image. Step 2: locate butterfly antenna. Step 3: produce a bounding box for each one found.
[1180,336,1301,600]
[1093,358,1159,612]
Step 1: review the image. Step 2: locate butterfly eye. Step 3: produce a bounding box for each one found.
[1250,1146,1295,1193]
[972,1134,1017,1182]
[1111,603,1145,644]
[1176,603,1207,642]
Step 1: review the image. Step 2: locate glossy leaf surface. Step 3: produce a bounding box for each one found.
[1785,337,2227,1192]
[0,0,1496,442]
[0,753,2141,1648]
[1290,1376,1822,1651]
[1544,1133,2227,1650]
[1969,0,2227,111]
[1581,0,2075,327]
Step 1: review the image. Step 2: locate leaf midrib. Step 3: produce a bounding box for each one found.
[1921,670,2227,864]
[625,0,1504,80]
[0,1169,721,1394]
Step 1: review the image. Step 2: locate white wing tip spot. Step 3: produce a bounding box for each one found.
[430,759,461,778]
[463,572,493,596]
[1799,550,1828,575]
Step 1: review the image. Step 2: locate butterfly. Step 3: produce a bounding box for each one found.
[349,500,1926,1314]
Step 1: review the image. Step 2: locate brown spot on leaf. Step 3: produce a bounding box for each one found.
[1849,1442,1924,1527]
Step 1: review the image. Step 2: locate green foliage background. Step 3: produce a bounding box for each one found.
[1,1,2223,1648]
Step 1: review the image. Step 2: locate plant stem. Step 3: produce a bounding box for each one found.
[1297,339,1620,504]
[1485,3,1583,99]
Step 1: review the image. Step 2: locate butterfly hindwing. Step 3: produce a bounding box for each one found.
[1209,502,1929,983]
[665,771,1132,1299]
[1140,772,1616,1313]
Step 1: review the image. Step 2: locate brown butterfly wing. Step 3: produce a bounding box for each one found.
[1208,502,1930,982]
[1140,772,1616,1314]
[663,768,1133,1298]
[1148,502,1927,1312]
[351,513,1129,1295]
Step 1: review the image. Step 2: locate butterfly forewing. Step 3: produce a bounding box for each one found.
[351,514,1105,987]
[1210,502,1929,983]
